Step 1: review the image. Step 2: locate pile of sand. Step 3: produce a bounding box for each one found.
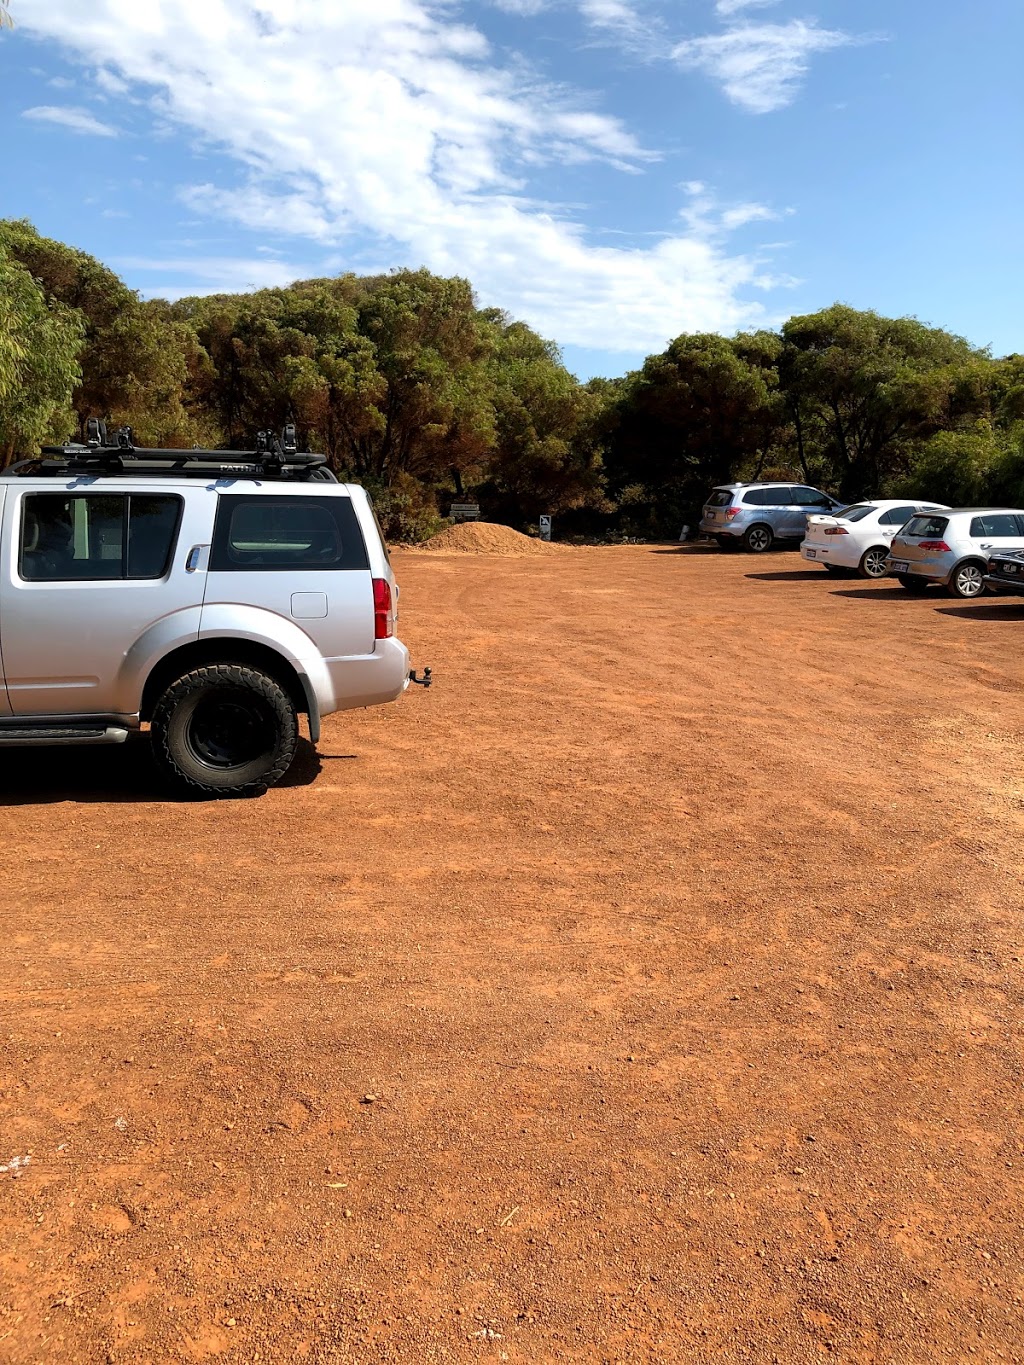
[414,521,566,556]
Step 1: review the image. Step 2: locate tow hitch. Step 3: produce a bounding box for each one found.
[409,668,433,688]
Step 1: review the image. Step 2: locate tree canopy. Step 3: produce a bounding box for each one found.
[1,218,1019,537]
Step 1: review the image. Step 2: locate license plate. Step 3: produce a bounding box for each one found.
[890,559,909,574]
[805,549,816,559]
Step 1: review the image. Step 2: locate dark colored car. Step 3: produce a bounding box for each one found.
[984,548,1024,595]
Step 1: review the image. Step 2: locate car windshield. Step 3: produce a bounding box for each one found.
[837,505,875,522]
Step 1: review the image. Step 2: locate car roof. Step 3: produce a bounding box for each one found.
[839,499,949,510]
[712,481,813,490]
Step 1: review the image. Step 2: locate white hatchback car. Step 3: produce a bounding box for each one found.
[801,500,949,578]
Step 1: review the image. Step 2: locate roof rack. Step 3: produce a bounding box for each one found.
[10,421,336,482]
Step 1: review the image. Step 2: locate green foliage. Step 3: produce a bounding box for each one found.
[1,218,1021,534]
[603,333,781,535]
[478,317,609,526]
[0,219,206,446]
[778,305,985,499]
[0,243,83,461]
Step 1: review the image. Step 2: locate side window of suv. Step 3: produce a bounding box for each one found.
[792,487,831,508]
[20,493,182,582]
[210,496,370,572]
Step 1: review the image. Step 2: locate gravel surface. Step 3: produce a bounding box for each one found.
[2,544,1023,1363]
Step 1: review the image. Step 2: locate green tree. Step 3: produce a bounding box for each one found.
[476,316,608,527]
[777,305,986,500]
[0,219,202,445]
[0,244,83,462]
[605,333,780,535]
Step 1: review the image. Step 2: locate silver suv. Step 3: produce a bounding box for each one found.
[0,426,428,796]
[701,483,843,552]
[886,508,1024,598]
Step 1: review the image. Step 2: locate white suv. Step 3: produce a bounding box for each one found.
[886,508,1024,598]
[0,426,427,795]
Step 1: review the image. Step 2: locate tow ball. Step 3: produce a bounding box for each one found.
[408,667,433,688]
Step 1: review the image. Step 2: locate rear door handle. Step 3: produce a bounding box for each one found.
[185,544,208,573]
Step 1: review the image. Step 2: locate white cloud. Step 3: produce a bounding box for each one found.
[117,255,315,296]
[673,20,853,113]
[489,0,547,13]
[578,0,639,29]
[21,104,119,136]
[714,0,780,15]
[11,0,795,351]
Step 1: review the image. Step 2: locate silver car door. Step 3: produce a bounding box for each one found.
[2,485,210,717]
[200,490,375,664]
[0,485,12,716]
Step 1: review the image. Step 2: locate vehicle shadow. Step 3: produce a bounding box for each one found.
[0,735,323,806]
[935,603,1024,621]
[746,570,832,582]
[829,586,929,600]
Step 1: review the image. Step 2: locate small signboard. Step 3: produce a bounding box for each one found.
[539,515,552,542]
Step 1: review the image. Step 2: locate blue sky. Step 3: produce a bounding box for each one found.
[1,0,1021,380]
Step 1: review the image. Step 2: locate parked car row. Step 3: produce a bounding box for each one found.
[700,482,1024,600]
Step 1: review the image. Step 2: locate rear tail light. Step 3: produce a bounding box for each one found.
[823,526,849,536]
[918,540,951,552]
[725,507,740,520]
[372,578,394,639]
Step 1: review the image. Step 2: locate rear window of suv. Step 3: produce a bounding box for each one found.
[211,495,369,571]
[903,515,949,538]
[707,490,733,507]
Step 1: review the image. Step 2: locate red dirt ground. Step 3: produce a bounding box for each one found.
[2,544,1024,1363]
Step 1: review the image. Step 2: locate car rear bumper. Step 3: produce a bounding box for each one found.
[884,557,950,583]
[801,542,855,567]
[323,637,412,714]
[984,575,1024,596]
[700,517,742,537]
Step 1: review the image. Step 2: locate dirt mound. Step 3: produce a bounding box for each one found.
[414,521,565,555]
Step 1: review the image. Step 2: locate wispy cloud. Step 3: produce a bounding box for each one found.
[11,0,799,351]
[673,20,853,113]
[21,104,119,136]
[116,255,315,297]
[714,0,781,16]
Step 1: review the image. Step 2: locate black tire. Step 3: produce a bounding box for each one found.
[823,563,844,574]
[898,575,930,593]
[743,524,773,553]
[859,545,890,579]
[946,560,986,599]
[714,536,736,551]
[151,664,298,797]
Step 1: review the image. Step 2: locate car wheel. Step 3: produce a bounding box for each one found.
[859,546,890,579]
[947,561,986,599]
[897,575,930,593]
[151,664,298,797]
[743,524,773,553]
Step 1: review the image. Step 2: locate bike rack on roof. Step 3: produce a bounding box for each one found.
[12,421,335,482]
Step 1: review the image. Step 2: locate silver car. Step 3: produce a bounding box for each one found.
[886,508,1024,598]
[701,482,844,553]
[0,426,425,795]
